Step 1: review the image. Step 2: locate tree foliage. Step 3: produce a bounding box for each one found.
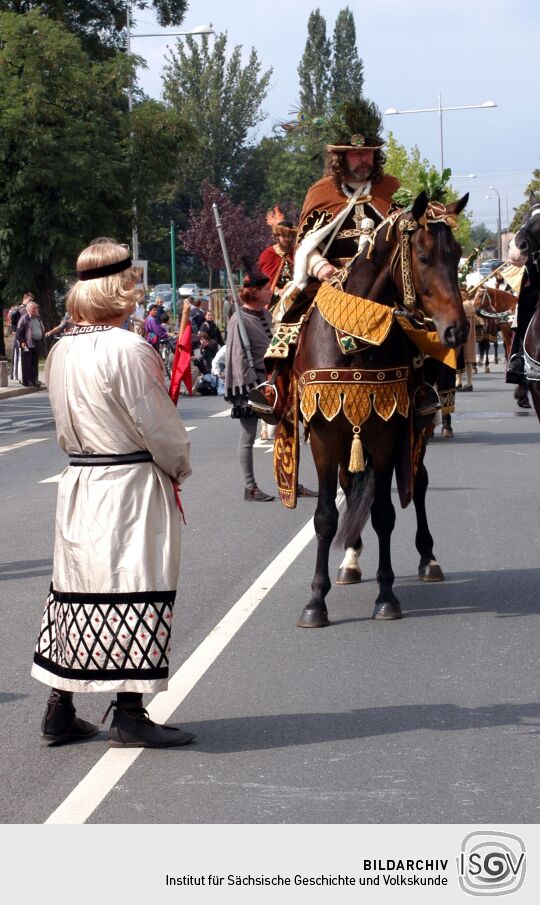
[330,7,363,107]
[384,133,472,250]
[0,10,131,322]
[0,1,189,58]
[510,167,540,232]
[0,8,189,328]
[180,183,270,286]
[298,9,331,116]
[162,33,272,195]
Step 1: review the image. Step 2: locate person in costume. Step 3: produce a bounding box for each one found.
[225,269,275,501]
[258,213,297,312]
[32,242,194,748]
[250,97,439,422]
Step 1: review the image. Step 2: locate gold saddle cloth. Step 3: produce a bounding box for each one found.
[314,282,394,346]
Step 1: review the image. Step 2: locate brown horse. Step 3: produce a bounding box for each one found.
[294,191,469,627]
[474,285,517,361]
[511,198,540,422]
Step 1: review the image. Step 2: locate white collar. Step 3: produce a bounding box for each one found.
[341,179,372,199]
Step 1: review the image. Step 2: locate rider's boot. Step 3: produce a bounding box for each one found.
[413,383,441,428]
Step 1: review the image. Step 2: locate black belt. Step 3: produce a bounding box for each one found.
[68,451,153,467]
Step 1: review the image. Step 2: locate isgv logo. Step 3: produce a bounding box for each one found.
[458,831,526,896]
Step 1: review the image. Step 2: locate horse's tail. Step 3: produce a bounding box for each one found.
[335,464,375,549]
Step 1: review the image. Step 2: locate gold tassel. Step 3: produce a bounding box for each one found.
[349,426,365,473]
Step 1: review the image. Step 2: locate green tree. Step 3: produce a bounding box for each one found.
[0,10,131,334]
[162,33,272,196]
[510,167,540,232]
[235,131,323,214]
[0,1,189,59]
[385,132,472,250]
[298,9,331,116]
[330,7,363,106]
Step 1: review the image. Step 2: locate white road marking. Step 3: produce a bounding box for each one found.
[0,438,48,456]
[209,409,231,417]
[185,426,197,432]
[44,509,326,825]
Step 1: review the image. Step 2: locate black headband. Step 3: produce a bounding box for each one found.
[77,256,132,281]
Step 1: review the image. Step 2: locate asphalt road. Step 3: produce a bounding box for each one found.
[0,365,539,824]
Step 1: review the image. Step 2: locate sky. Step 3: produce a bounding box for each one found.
[132,0,540,232]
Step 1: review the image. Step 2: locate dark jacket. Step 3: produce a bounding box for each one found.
[16,313,45,349]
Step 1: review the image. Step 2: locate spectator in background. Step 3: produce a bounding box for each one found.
[16,300,45,386]
[144,304,168,348]
[155,296,166,322]
[200,309,224,349]
[190,298,206,333]
[46,311,73,339]
[211,344,226,396]
[10,292,32,380]
[222,295,234,337]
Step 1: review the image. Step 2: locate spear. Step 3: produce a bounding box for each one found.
[212,203,255,371]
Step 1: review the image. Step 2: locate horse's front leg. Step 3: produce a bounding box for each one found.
[336,464,362,585]
[371,465,401,620]
[414,460,444,582]
[297,423,340,628]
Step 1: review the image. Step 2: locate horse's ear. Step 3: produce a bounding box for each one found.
[411,191,428,221]
[446,193,469,216]
[528,190,540,206]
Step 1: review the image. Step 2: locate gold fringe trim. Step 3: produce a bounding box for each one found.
[314,282,394,346]
[300,379,409,428]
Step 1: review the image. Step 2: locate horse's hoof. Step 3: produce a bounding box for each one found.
[297,608,330,628]
[336,567,362,585]
[418,561,444,582]
[372,601,402,620]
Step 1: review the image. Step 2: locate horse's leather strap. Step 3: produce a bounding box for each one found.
[298,366,409,391]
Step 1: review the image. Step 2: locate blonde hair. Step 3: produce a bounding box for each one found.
[67,243,143,323]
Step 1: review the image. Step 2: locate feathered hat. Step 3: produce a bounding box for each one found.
[325,98,385,152]
[280,96,385,153]
[266,206,297,239]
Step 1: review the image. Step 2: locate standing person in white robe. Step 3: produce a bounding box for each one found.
[31,242,194,748]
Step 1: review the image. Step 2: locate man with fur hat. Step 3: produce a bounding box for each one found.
[258,211,297,312]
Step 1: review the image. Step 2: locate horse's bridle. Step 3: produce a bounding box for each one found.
[517,205,540,270]
[333,203,459,317]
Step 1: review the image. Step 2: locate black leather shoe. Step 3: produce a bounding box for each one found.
[244,484,275,501]
[105,702,195,748]
[41,690,98,745]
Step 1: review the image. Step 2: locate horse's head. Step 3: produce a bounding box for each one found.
[509,193,540,269]
[394,192,469,347]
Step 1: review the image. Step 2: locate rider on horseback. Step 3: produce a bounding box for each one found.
[249,97,439,422]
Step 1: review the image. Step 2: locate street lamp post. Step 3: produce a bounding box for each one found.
[125,6,214,261]
[486,187,502,259]
[384,94,496,174]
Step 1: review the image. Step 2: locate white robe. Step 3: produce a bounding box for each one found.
[31,325,191,693]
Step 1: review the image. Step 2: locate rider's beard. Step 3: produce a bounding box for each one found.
[345,163,373,185]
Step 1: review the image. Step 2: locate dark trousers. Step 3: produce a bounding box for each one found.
[21,347,40,385]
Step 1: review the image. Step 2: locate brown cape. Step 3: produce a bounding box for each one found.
[297,173,401,243]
